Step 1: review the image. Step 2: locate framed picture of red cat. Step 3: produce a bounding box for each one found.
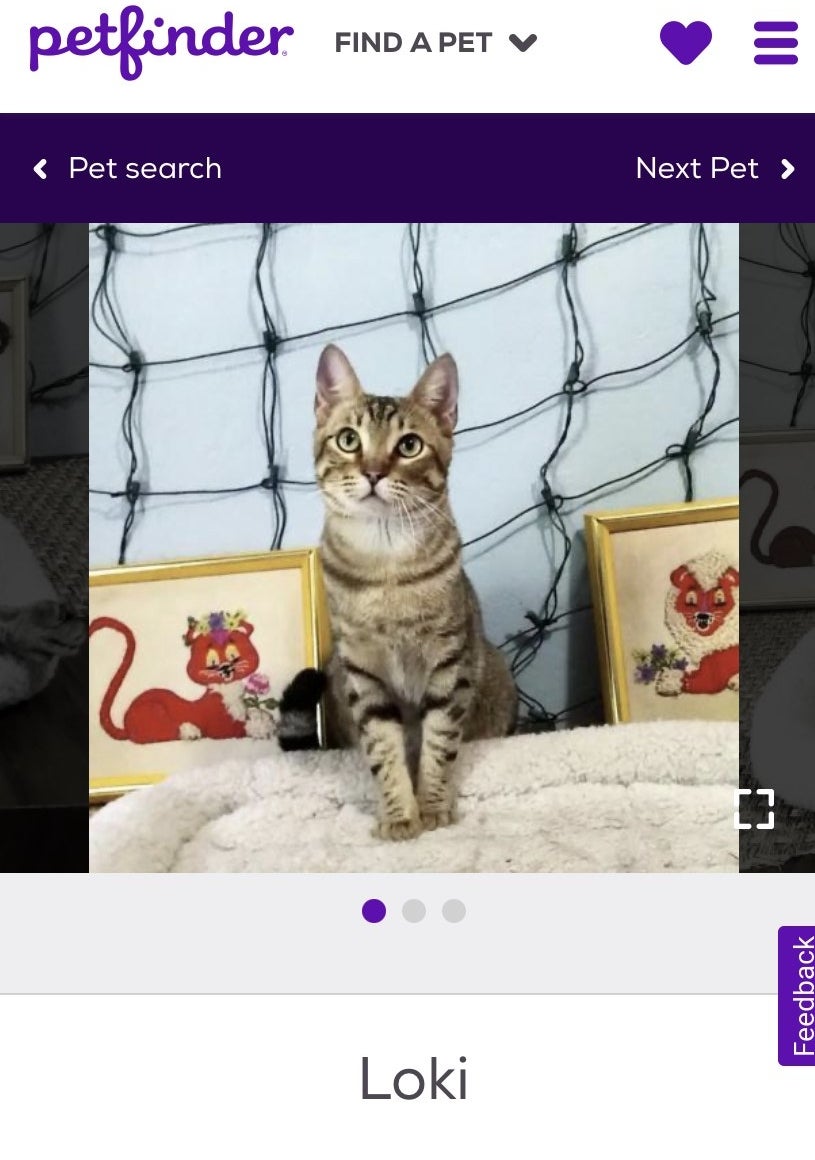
[0,277,29,472]
[739,430,815,610]
[584,498,739,724]
[89,548,329,802]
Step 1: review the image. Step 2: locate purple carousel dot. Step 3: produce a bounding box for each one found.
[362,898,387,924]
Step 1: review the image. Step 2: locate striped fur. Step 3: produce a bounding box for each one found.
[314,344,517,840]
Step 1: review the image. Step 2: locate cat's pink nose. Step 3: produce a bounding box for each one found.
[364,470,385,486]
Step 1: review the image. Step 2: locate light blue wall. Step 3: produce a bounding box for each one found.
[89,223,739,724]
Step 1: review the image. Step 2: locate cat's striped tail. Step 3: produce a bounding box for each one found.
[277,667,327,750]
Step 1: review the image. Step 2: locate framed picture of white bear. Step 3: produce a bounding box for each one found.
[88,548,329,802]
[585,498,739,724]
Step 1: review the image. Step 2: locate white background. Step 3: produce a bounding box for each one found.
[1,2,812,112]
[89,222,738,720]
[0,995,810,1157]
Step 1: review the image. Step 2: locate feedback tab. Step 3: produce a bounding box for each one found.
[778,926,815,1065]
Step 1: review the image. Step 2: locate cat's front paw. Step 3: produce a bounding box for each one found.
[375,811,423,842]
[417,812,456,830]
[418,796,457,831]
[655,668,684,697]
[727,673,740,692]
[179,722,202,740]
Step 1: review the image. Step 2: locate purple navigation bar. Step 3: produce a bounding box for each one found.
[778,926,815,1066]
[0,113,813,221]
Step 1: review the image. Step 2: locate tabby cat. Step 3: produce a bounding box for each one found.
[314,344,517,840]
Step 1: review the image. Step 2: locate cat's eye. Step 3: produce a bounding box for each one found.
[714,588,725,606]
[225,645,239,662]
[396,433,424,458]
[685,590,698,607]
[206,648,219,668]
[336,427,360,453]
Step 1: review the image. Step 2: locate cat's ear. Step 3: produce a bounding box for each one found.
[723,567,739,587]
[410,354,459,434]
[315,344,362,422]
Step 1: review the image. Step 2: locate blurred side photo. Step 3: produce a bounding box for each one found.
[0,223,88,871]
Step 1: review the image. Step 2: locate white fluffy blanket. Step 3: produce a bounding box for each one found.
[90,719,738,873]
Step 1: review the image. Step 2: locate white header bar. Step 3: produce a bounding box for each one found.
[0,1,811,113]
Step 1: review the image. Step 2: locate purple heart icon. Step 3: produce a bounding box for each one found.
[660,21,712,65]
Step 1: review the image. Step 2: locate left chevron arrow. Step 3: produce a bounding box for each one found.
[33,158,47,180]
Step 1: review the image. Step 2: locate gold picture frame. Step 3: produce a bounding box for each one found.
[89,548,330,802]
[0,277,29,472]
[585,498,739,724]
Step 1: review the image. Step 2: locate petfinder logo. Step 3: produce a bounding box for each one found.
[30,6,294,80]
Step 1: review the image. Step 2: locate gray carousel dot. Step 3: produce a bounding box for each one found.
[442,899,467,923]
[402,899,427,923]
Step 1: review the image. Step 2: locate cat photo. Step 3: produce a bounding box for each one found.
[312,344,517,839]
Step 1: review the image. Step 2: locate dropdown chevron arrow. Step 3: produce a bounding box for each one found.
[509,34,537,52]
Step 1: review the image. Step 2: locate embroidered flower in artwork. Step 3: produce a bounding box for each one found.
[632,642,689,685]
[242,671,278,715]
[182,609,250,646]
[244,672,271,696]
[188,609,248,636]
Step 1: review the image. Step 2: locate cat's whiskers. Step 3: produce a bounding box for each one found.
[405,501,420,553]
[386,481,425,553]
[396,496,419,554]
[409,491,454,536]
[389,494,414,553]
